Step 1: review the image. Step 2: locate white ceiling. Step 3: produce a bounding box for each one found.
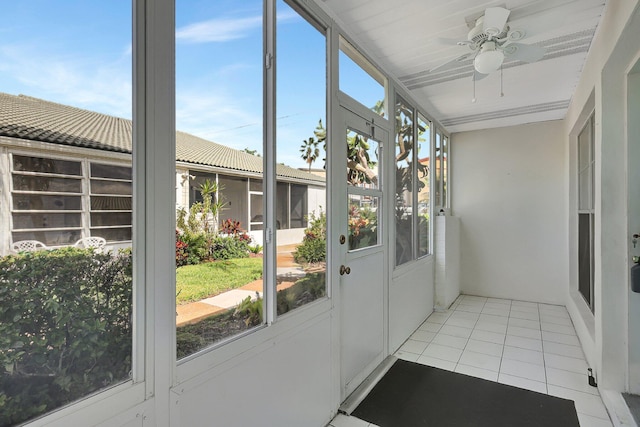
[320,0,607,133]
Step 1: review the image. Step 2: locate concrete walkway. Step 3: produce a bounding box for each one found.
[176,244,302,326]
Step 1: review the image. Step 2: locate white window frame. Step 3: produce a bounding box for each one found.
[89,160,133,243]
[577,112,595,312]
[9,152,84,247]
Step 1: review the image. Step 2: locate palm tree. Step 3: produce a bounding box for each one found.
[300,137,320,172]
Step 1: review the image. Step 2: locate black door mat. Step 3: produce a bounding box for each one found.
[352,359,580,427]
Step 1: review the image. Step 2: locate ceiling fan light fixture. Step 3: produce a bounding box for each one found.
[473,42,504,74]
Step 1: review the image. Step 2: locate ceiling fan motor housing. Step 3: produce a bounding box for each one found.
[468,16,509,45]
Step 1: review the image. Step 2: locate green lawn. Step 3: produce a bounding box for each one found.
[176,257,263,304]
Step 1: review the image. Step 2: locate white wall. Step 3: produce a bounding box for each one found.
[563,1,640,399]
[389,259,434,352]
[628,67,640,395]
[452,120,567,303]
[308,185,325,217]
[173,315,334,427]
[434,215,461,310]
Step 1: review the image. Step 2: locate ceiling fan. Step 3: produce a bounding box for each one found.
[431,6,546,79]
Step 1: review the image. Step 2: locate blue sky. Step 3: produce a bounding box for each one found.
[0,0,381,170]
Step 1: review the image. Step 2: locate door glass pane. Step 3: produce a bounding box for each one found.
[417,113,431,257]
[1,2,133,424]
[175,0,265,358]
[348,194,379,250]
[347,129,379,189]
[276,0,327,316]
[395,98,414,266]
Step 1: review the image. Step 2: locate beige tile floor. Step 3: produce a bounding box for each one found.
[328,295,613,427]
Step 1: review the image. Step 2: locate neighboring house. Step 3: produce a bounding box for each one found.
[0,92,325,255]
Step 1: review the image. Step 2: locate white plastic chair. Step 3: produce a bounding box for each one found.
[11,240,48,253]
[74,236,107,250]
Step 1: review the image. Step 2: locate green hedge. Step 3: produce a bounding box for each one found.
[0,248,132,426]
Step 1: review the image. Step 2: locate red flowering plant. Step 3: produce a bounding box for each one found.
[220,219,251,243]
[176,229,189,266]
[348,203,377,249]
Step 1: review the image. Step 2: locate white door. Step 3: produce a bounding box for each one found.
[338,107,388,399]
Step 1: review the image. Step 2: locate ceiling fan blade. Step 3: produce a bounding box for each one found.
[429,51,475,73]
[483,7,510,35]
[502,43,545,63]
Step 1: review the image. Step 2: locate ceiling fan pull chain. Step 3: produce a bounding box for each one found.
[472,74,477,103]
[500,64,504,97]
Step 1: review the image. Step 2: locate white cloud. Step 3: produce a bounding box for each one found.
[176,16,262,43]
[176,90,263,151]
[0,42,132,118]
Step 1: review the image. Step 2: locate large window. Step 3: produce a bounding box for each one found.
[0,2,133,425]
[339,36,387,118]
[417,113,431,257]
[175,0,265,358]
[90,162,133,242]
[10,155,133,246]
[395,97,414,265]
[11,155,84,246]
[276,0,327,316]
[394,97,433,267]
[434,129,450,209]
[578,113,595,311]
[174,0,327,358]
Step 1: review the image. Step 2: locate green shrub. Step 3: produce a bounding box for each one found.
[0,247,132,426]
[293,210,326,264]
[210,236,250,260]
[293,237,326,264]
[181,232,210,264]
[303,210,326,240]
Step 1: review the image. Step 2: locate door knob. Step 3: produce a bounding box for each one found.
[340,265,351,275]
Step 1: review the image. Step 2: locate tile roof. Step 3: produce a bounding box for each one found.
[0,92,325,184]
